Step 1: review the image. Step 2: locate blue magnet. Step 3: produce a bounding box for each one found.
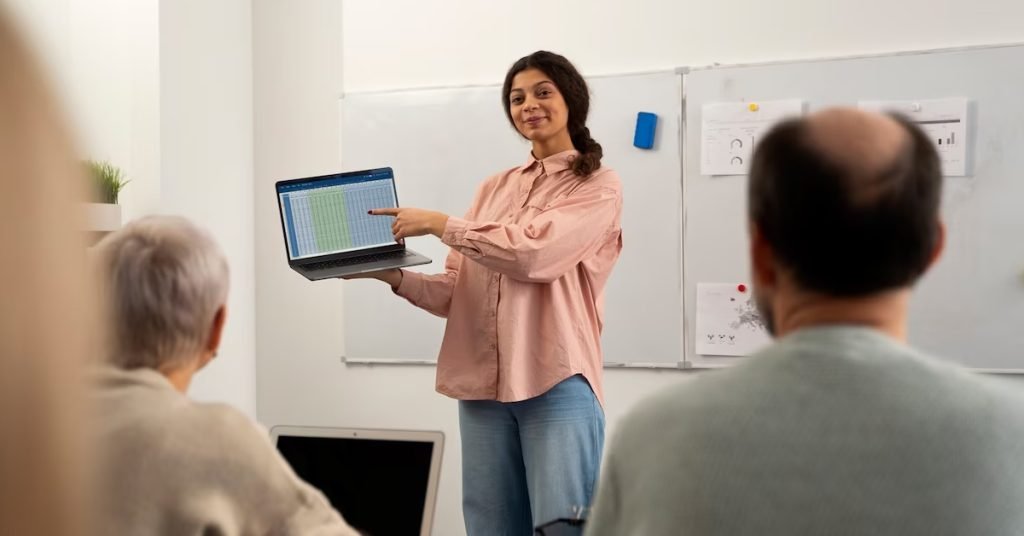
[633,112,658,150]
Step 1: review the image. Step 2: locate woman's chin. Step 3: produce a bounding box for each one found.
[521,129,550,143]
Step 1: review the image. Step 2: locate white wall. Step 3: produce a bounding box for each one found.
[69,0,161,220]
[253,1,1024,535]
[12,0,258,416]
[70,0,259,415]
[160,0,256,417]
[342,0,1024,92]
[253,3,483,533]
[4,0,161,219]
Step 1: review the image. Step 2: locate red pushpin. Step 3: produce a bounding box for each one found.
[737,284,747,293]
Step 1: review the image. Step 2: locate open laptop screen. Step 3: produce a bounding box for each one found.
[276,433,435,536]
[277,168,398,260]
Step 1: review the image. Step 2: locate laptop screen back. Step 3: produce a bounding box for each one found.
[277,168,398,260]
[276,433,436,536]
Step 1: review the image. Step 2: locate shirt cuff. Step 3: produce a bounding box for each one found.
[393,269,424,302]
[441,216,470,248]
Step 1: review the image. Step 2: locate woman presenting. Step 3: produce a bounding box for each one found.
[347,50,622,534]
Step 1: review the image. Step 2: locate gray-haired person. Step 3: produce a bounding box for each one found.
[92,215,359,535]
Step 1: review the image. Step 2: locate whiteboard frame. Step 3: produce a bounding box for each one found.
[339,68,689,98]
[684,42,1024,74]
[340,354,1024,376]
[340,356,690,370]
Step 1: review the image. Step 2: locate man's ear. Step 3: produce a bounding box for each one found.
[750,223,777,289]
[928,220,946,269]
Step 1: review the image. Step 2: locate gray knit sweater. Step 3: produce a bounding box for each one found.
[588,326,1024,536]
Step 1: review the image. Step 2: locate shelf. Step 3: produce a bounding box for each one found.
[84,203,121,232]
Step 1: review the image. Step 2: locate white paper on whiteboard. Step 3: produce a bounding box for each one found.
[700,99,804,176]
[858,98,969,176]
[696,282,773,357]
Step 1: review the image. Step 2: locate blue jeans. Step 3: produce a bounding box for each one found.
[459,375,605,536]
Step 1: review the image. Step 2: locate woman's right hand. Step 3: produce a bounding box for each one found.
[340,268,403,290]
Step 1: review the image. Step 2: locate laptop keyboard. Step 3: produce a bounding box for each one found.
[304,250,413,272]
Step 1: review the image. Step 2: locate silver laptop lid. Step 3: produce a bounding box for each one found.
[271,426,444,536]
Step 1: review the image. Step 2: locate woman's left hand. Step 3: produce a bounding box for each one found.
[369,207,450,240]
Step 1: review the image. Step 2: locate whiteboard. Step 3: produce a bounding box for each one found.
[340,72,684,366]
[683,45,1024,370]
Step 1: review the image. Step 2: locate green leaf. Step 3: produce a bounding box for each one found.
[84,160,130,204]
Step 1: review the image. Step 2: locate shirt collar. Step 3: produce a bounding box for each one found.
[522,149,580,174]
[93,364,181,394]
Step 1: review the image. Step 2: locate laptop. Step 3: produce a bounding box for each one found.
[272,426,444,536]
[275,168,431,280]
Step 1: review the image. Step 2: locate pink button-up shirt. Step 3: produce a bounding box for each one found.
[395,150,623,405]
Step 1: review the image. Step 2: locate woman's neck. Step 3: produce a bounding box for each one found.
[531,132,575,160]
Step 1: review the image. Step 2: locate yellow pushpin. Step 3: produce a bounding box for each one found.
[748,103,760,112]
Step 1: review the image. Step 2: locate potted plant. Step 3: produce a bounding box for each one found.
[85,160,129,232]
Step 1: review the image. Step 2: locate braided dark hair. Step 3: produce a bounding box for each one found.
[502,51,603,177]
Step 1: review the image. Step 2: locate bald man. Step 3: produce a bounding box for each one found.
[586,108,1024,536]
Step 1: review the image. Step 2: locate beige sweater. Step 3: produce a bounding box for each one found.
[93,366,360,536]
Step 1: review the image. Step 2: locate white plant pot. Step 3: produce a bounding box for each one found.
[86,202,122,232]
